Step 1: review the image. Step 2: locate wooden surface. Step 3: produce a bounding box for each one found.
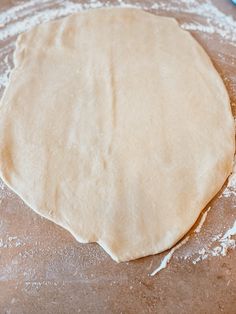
[0,1,236,313]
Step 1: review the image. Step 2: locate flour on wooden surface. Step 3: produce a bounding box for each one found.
[150,236,190,276]
[0,235,25,249]
[221,160,236,198]
[151,212,236,274]
[0,0,235,277]
[0,0,235,43]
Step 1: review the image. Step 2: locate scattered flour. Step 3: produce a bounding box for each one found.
[0,55,11,88]
[0,235,25,248]
[150,236,190,276]
[191,220,236,264]
[0,0,235,43]
[0,178,14,199]
[151,209,236,274]
[151,0,236,45]
[221,160,236,198]
[181,23,215,35]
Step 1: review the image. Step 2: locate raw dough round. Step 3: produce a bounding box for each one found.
[0,8,234,262]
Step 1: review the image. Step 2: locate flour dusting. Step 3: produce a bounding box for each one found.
[222,160,236,198]
[151,0,236,46]
[191,220,236,264]
[151,208,236,274]
[0,235,25,249]
[150,236,190,276]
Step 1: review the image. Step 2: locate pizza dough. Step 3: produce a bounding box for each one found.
[0,8,234,262]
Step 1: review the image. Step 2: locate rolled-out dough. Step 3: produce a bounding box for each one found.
[0,8,234,262]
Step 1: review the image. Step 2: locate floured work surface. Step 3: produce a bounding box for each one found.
[0,1,236,313]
